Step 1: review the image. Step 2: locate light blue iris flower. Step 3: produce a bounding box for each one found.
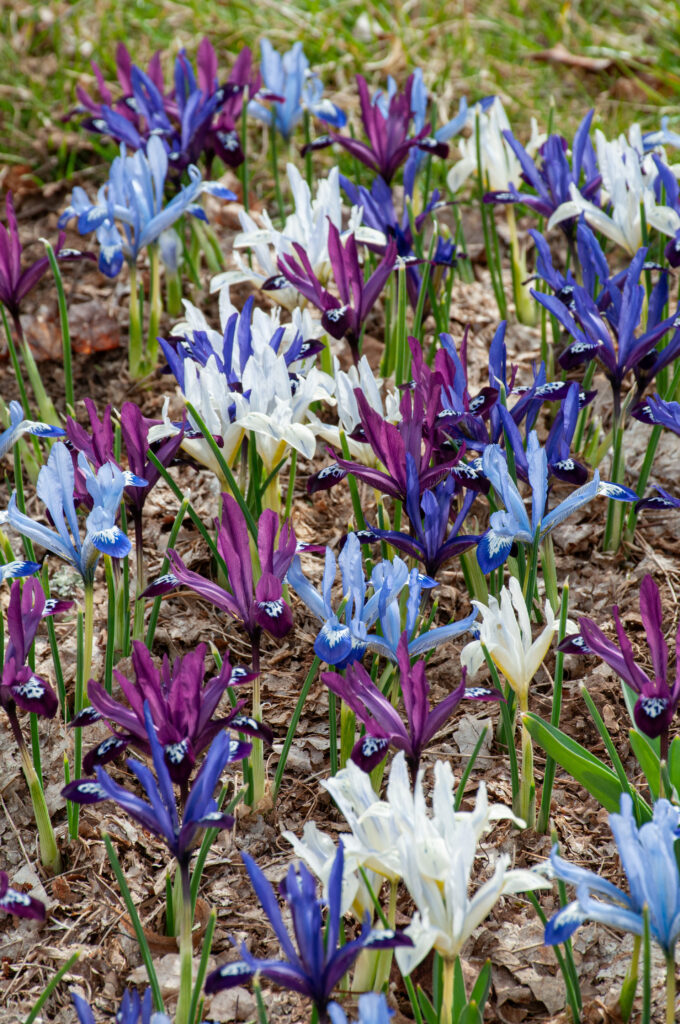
[477,431,636,573]
[6,442,142,583]
[59,135,234,277]
[248,39,346,140]
[544,794,680,958]
[287,533,477,666]
[0,400,64,457]
[328,992,394,1024]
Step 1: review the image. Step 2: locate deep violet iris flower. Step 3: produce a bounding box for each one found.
[143,495,297,650]
[577,574,680,755]
[358,453,479,577]
[205,840,410,1021]
[71,987,170,1024]
[1,578,61,723]
[322,631,501,778]
[73,38,255,172]
[271,221,397,364]
[485,110,601,233]
[0,191,92,329]
[63,703,248,869]
[311,73,446,185]
[71,640,265,793]
[0,870,45,920]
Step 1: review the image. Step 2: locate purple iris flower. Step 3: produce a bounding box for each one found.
[533,246,680,405]
[71,640,264,797]
[71,987,170,1024]
[322,631,501,779]
[63,703,247,869]
[360,453,479,577]
[73,39,255,172]
[0,870,45,920]
[497,382,589,487]
[340,175,460,309]
[1,579,60,723]
[270,223,397,364]
[0,191,92,333]
[310,74,446,185]
[143,495,296,654]
[311,384,469,503]
[577,575,680,757]
[205,840,411,1021]
[485,110,601,235]
[631,393,680,435]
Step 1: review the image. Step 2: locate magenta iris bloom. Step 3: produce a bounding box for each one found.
[0,191,92,330]
[313,73,446,185]
[71,640,265,795]
[1,579,62,723]
[578,575,680,756]
[322,631,501,778]
[144,495,296,649]
[271,222,397,364]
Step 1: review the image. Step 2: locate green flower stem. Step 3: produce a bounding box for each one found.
[460,547,488,606]
[146,243,161,371]
[284,448,297,522]
[339,700,356,769]
[536,583,570,834]
[666,954,676,1024]
[176,863,194,1024]
[133,517,146,641]
[519,698,535,827]
[619,934,640,1021]
[273,657,320,801]
[329,690,338,776]
[440,957,455,1024]
[506,206,536,326]
[393,262,409,387]
[523,528,542,621]
[14,317,59,427]
[373,878,398,993]
[145,496,191,649]
[43,239,75,415]
[603,395,625,552]
[128,261,144,378]
[83,581,95,695]
[166,268,183,318]
[189,909,216,1024]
